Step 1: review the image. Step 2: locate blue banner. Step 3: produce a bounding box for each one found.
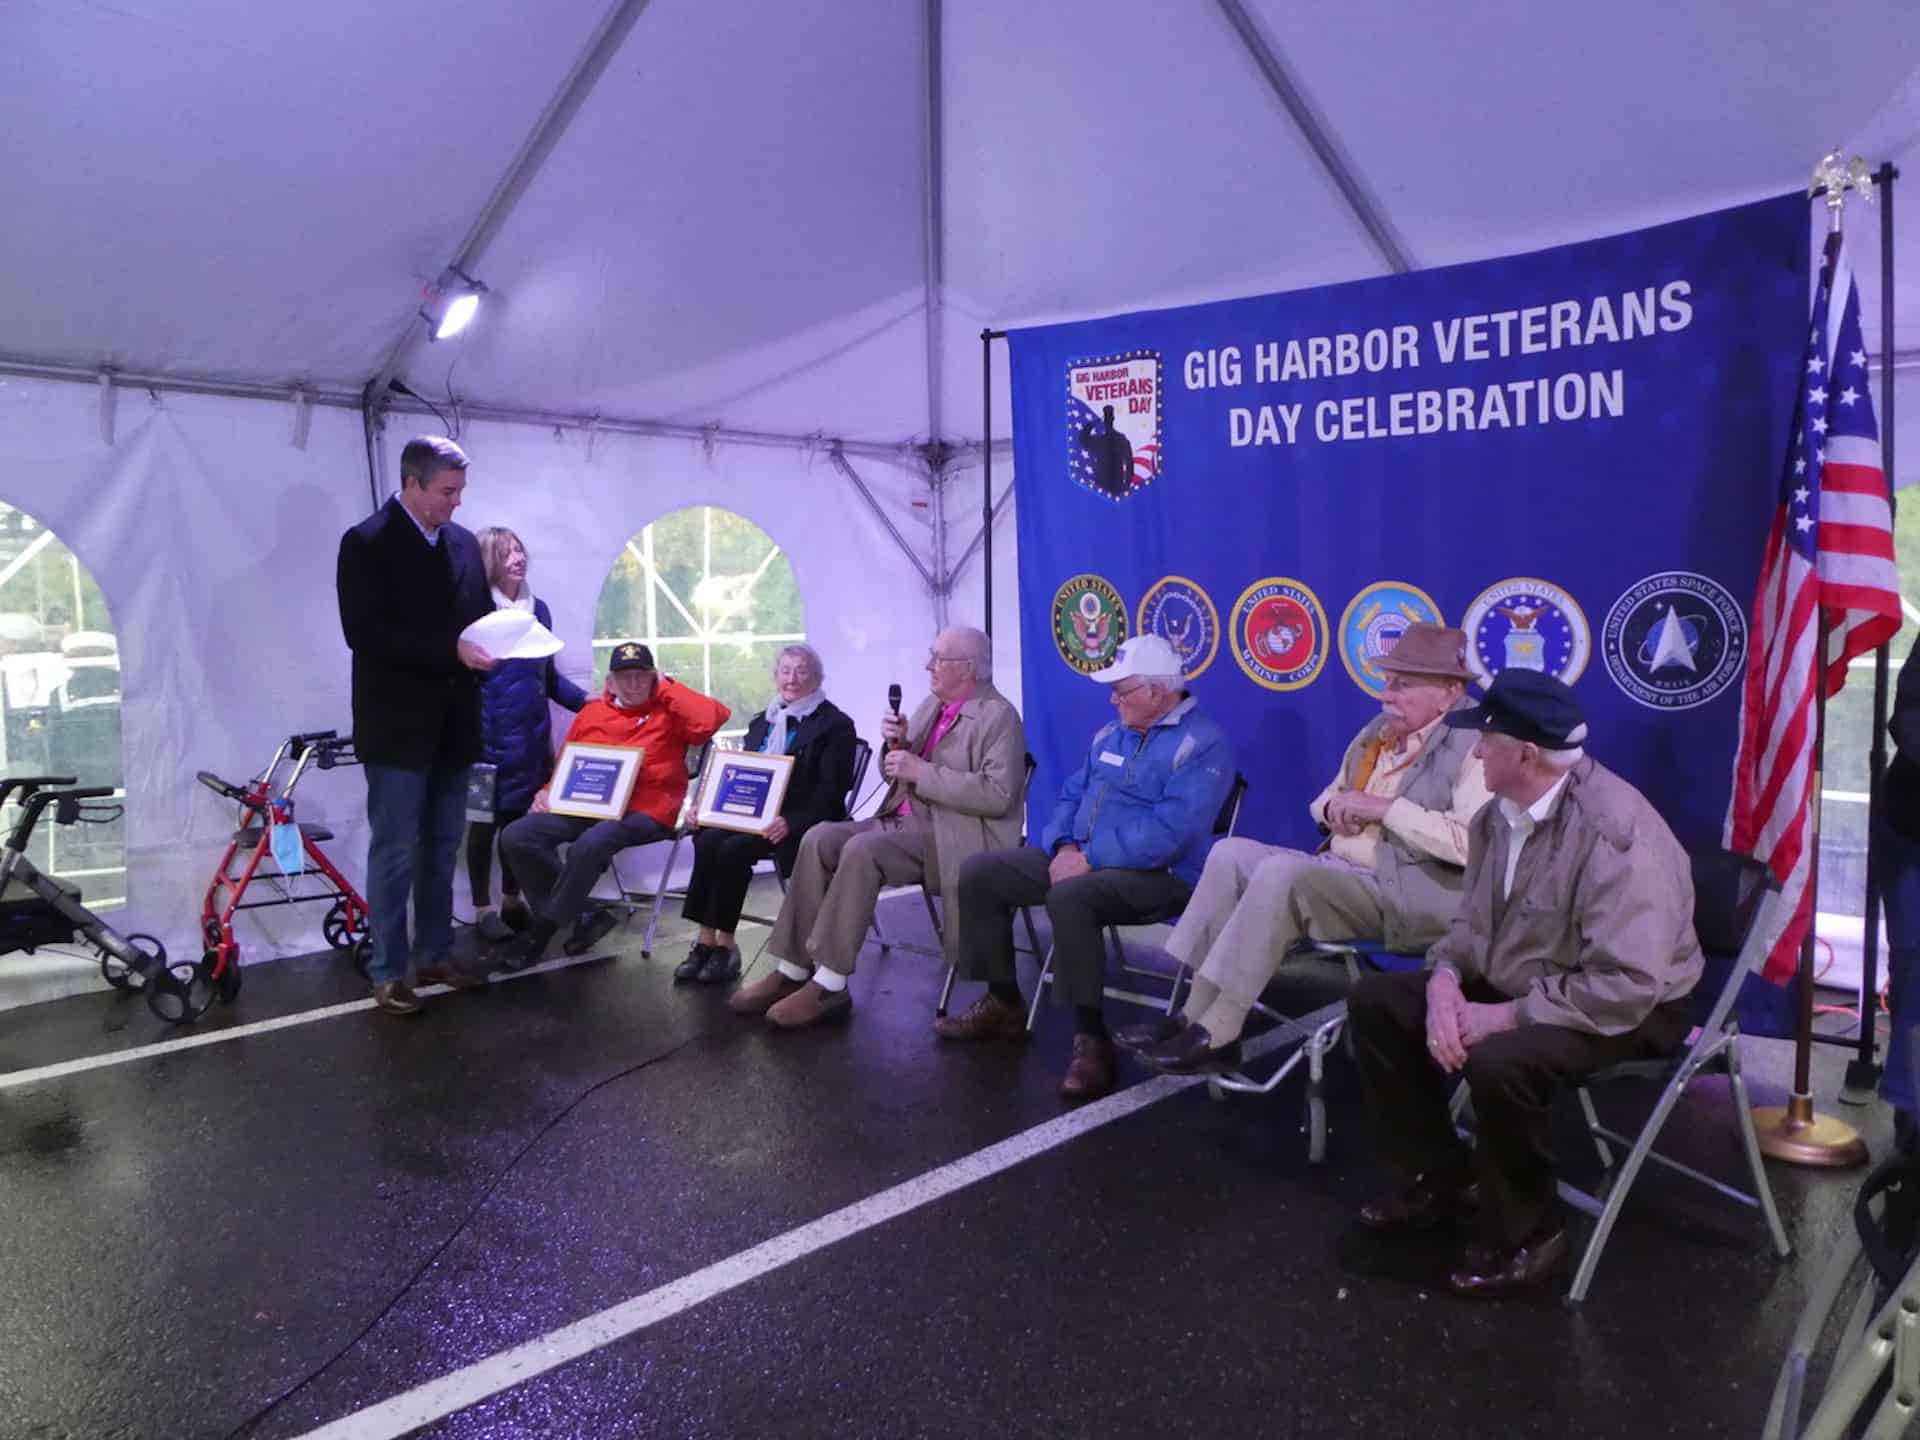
[1011,194,1807,889]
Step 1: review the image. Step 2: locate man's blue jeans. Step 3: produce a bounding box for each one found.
[364,762,469,985]
[1874,807,1920,1117]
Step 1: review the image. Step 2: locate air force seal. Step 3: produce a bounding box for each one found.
[1462,577,1591,686]
[1066,352,1162,501]
[1602,571,1746,710]
[1230,577,1327,691]
[1052,574,1128,674]
[1338,582,1444,696]
[1136,576,1220,679]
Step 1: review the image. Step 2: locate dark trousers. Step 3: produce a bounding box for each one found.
[955,846,1191,1009]
[499,810,670,926]
[1348,968,1691,1249]
[465,805,530,906]
[682,826,777,932]
[362,762,469,985]
[1874,807,1920,1116]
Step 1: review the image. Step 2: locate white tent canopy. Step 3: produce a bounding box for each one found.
[0,0,1917,972]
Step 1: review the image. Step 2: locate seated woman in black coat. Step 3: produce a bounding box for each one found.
[677,643,858,984]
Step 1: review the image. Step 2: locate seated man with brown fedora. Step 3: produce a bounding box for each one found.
[1116,622,1490,1073]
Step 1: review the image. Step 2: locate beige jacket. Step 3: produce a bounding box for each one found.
[881,682,1027,966]
[1428,757,1703,1036]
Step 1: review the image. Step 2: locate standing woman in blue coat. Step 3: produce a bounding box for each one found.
[468,527,589,940]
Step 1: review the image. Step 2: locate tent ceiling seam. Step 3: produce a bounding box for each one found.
[1212,0,1413,275]
[921,0,945,451]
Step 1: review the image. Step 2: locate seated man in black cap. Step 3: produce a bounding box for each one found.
[498,642,729,968]
[1346,667,1703,1297]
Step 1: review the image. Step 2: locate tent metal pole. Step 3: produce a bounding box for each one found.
[1850,159,1901,1097]
[947,478,1013,590]
[930,461,950,627]
[920,0,945,449]
[359,379,385,510]
[366,0,657,403]
[982,328,998,641]
[1212,0,1411,275]
[829,448,935,593]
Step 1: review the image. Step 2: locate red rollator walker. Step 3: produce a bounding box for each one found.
[196,729,369,1017]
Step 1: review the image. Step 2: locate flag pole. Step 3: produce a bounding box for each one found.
[1752,157,1876,1167]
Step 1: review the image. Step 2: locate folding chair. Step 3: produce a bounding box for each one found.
[1558,848,1790,1303]
[1205,938,1426,1162]
[600,741,712,957]
[1021,771,1249,1030]
[865,754,1037,1010]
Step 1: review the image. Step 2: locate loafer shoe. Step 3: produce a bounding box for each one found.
[1447,1228,1568,1298]
[697,946,742,984]
[1139,1021,1241,1074]
[1112,1016,1185,1055]
[371,981,424,1016]
[1059,1034,1117,1101]
[729,970,807,1015]
[1357,1172,1477,1232]
[563,906,620,957]
[766,978,853,1029]
[415,960,484,991]
[674,943,713,982]
[933,992,1028,1042]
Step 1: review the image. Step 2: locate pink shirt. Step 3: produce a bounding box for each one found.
[900,696,968,817]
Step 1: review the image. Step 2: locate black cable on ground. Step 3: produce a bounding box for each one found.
[221,1031,697,1440]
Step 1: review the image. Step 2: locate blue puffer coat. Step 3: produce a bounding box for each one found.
[477,597,589,813]
[1039,696,1235,887]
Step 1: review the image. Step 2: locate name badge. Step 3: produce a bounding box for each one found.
[1099,750,1124,767]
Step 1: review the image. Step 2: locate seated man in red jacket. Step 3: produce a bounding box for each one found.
[498,642,729,968]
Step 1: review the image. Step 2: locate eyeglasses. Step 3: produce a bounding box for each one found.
[927,652,973,667]
[1110,680,1151,700]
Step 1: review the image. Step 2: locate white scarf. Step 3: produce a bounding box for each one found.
[761,688,828,754]
[491,585,536,614]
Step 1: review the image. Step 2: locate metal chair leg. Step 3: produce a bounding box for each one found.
[1728,1039,1794,1258]
[935,963,957,1017]
[1018,907,1043,965]
[1027,946,1054,1032]
[1566,1069,1694,1304]
[1577,1085,1615,1169]
[641,832,684,959]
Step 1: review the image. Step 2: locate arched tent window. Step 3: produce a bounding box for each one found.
[0,503,125,907]
[593,507,805,743]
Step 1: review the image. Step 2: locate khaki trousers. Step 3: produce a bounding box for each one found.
[1164,837,1391,1043]
[767,814,933,976]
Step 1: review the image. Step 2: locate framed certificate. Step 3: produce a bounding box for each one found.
[691,749,795,835]
[548,743,643,821]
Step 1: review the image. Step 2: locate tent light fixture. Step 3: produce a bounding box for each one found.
[419,265,487,342]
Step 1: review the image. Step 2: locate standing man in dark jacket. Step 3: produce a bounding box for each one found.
[336,436,496,1014]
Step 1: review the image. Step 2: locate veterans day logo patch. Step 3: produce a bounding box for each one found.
[1136,576,1220,679]
[1230,577,1328,691]
[1462,577,1591,686]
[1338,581,1444,697]
[1066,351,1162,501]
[1052,574,1128,674]
[1602,571,1746,710]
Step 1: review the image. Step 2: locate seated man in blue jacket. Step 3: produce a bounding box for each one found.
[942,635,1234,1101]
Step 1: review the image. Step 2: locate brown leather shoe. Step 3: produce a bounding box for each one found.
[1447,1228,1568,1298]
[1357,1172,1476,1232]
[415,961,484,991]
[1139,1021,1242,1075]
[728,970,807,1015]
[1112,1015,1185,1054]
[371,981,424,1016]
[766,978,853,1029]
[933,992,1028,1043]
[1059,1034,1116,1101]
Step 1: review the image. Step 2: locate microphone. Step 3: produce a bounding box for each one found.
[885,683,903,752]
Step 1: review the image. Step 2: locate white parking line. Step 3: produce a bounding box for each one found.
[290,1069,1210,1440]
[0,951,614,1092]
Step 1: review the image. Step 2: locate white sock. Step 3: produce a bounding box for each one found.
[811,966,849,993]
[776,959,810,983]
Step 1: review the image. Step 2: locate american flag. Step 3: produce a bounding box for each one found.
[1725,227,1900,983]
